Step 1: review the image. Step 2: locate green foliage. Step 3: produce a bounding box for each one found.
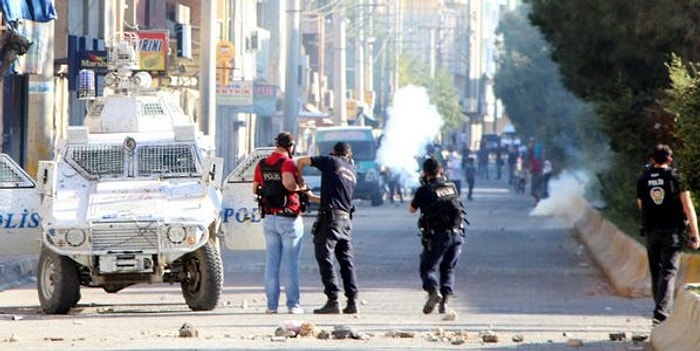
[494,5,606,170]
[398,55,463,131]
[663,55,700,194]
[525,0,700,216]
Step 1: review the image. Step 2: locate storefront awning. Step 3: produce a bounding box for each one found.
[1,0,57,24]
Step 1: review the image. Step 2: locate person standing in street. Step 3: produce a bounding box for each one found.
[446,149,464,196]
[297,142,360,314]
[464,156,476,201]
[637,144,700,326]
[252,132,309,314]
[409,157,466,314]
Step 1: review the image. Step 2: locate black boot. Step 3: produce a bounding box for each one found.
[313,299,341,314]
[423,290,442,314]
[343,299,359,314]
[438,295,450,314]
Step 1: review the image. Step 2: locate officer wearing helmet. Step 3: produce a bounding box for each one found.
[296,142,360,314]
[409,157,466,315]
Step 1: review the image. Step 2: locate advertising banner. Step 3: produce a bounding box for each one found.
[137,31,168,72]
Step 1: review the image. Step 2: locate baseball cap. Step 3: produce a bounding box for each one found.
[275,132,294,148]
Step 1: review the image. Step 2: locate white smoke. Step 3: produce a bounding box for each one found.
[530,169,594,225]
[377,85,444,187]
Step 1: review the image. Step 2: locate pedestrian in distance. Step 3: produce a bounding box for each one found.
[464,156,476,201]
[409,157,467,314]
[252,132,312,314]
[296,142,360,314]
[637,144,700,326]
[446,149,464,196]
[542,159,552,199]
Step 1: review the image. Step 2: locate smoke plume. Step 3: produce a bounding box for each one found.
[377,85,444,187]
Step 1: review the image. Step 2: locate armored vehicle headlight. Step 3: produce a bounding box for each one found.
[167,225,187,244]
[124,136,136,150]
[65,228,87,247]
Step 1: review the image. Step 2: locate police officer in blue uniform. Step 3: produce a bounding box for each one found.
[297,142,360,314]
[409,157,466,314]
[637,144,699,326]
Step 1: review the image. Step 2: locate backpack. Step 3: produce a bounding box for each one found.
[258,158,289,212]
[419,179,468,234]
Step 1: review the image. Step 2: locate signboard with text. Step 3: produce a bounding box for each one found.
[216,81,254,106]
[137,31,168,72]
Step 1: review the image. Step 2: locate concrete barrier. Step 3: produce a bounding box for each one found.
[651,284,700,351]
[573,203,651,297]
[570,199,700,350]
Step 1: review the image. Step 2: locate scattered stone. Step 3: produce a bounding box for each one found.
[8,333,19,342]
[11,315,23,321]
[386,330,417,338]
[512,334,524,343]
[275,326,294,337]
[178,322,198,338]
[240,300,247,309]
[299,322,320,337]
[351,332,370,340]
[481,331,498,343]
[567,338,583,347]
[442,310,458,321]
[331,325,356,339]
[426,334,440,342]
[451,338,465,345]
[631,333,649,342]
[283,320,303,336]
[317,330,330,340]
[44,337,64,341]
[609,332,626,341]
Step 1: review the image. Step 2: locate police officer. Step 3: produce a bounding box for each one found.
[637,144,700,326]
[252,132,309,314]
[409,157,465,314]
[296,142,359,314]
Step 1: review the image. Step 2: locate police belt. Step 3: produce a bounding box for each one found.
[422,227,462,236]
[265,210,298,218]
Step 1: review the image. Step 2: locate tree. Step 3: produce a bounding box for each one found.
[494,5,605,171]
[398,54,463,131]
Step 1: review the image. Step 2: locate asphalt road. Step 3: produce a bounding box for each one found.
[0,176,653,350]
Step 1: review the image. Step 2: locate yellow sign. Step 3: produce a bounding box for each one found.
[216,41,236,61]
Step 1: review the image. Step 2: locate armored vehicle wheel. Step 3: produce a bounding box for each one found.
[37,247,80,314]
[180,240,223,311]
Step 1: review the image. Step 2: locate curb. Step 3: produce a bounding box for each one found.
[651,284,700,351]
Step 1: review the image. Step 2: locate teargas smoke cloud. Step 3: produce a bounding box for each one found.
[377,85,444,187]
[530,169,592,224]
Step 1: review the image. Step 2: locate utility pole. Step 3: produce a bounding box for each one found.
[333,8,347,126]
[200,0,216,140]
[284,0,301,137]
[354,0,364,124]
[392,0,401,97]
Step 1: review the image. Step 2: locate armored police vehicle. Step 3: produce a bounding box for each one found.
[0,34,269,314]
